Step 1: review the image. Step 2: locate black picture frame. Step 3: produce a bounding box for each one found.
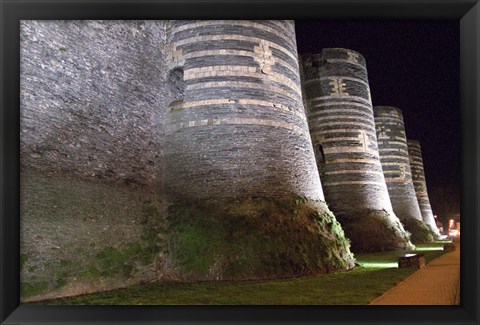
[1,0,478,324]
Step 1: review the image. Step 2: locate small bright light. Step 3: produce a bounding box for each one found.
[405,254,416,257]
[416,246,444,251]
[449,229,459,237]
[449,219,455,228]
[359,262,398,268]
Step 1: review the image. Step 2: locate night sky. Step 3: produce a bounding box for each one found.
[295,21,460,223]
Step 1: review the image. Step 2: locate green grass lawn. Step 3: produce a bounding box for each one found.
[40,242,448,305]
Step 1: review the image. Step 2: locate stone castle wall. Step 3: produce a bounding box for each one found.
[164,20,324,202]
[20,20,358,301]
[407,140,441,236]
[21,20,167,187]
[301,49,412,252]
[301,49,392,214]
[20,20,168,302]
[374,106,423,221]
[18,20,439,301]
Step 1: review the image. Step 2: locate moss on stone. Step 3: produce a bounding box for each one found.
[20,281,49,298]
[20,254,28,271]
[164,197,355,281]
[336,210,414,253]
[400,218,435,244]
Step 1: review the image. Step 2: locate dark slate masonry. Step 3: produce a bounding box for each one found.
[20,20,168,302]
[407,140,441,237]
[301,49,412,252]
[374,106,423,221]
[20,20,358,301]
[164,20,324,202]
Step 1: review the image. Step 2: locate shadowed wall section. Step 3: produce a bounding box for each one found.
[407,140,441,237]
[301,49,412,252]
[374,106,434,243]
[20,20,168,302]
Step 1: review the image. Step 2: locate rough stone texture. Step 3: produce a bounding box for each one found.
[164,20,324,202]
[301,49,412,252]
[20,20,168,302]
[407,140,441,237]
[398,253,426,269]
[20,20,356,299]
[374,106,423,221]
[20,20,167,187]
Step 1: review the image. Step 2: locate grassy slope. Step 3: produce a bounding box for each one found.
[41,243,447,305]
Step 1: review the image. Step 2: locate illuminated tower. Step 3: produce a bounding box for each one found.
[164,21,355,277]
[302,48,413,252]
[164,20,323,202]
[374,106,434,243]
[407,139,441,237]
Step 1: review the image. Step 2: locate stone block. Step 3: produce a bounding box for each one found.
[398,253,426,269]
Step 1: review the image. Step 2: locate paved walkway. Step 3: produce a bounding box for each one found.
[370,243,460,305]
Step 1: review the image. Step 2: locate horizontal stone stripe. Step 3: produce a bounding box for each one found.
[381,160,411,165]
[181,49,298,76]
[412,179,426,183]
[323,180,387,186]
[325,58,366,70]
[313,128,377,138]
[378,148,409,155]
[317,136,364,143]
[383,170,412,176]
[305,75,370,88]
[323,146,378,155]
[237,99,306,121]
[324,169,384,176]
[314,114,374,125]
[180,99,235,108]
[383,140,408,147]
[167,117,310,137]
[315,120,377,131]
[409,157,424,162]
[172,20,294,46]
[384,178,412,183]
[177,98,306,121]
[186,80,301,101]
[308,107,374,119]
[184,65,257,78]
[184,66,301,96]
[308,95,371,106]
[374,115,404,123]
[324,158,382,166]
[174,35,298,64]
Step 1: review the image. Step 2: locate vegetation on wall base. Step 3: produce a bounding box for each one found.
[162,197,356,281]
[336,210,415,253]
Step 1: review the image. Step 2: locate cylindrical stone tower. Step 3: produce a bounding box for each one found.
[374,106,434,243]
[163,21,354,279]
[302,48,413,252]
[407,140,441,237]
[165,20,323,202]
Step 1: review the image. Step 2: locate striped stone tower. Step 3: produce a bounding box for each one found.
[374,106,433,243]
[164,20,323,202]
[374,107,423,220]
[302,48,412,252]
[407,140,441,237]
[163,21,354,278]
